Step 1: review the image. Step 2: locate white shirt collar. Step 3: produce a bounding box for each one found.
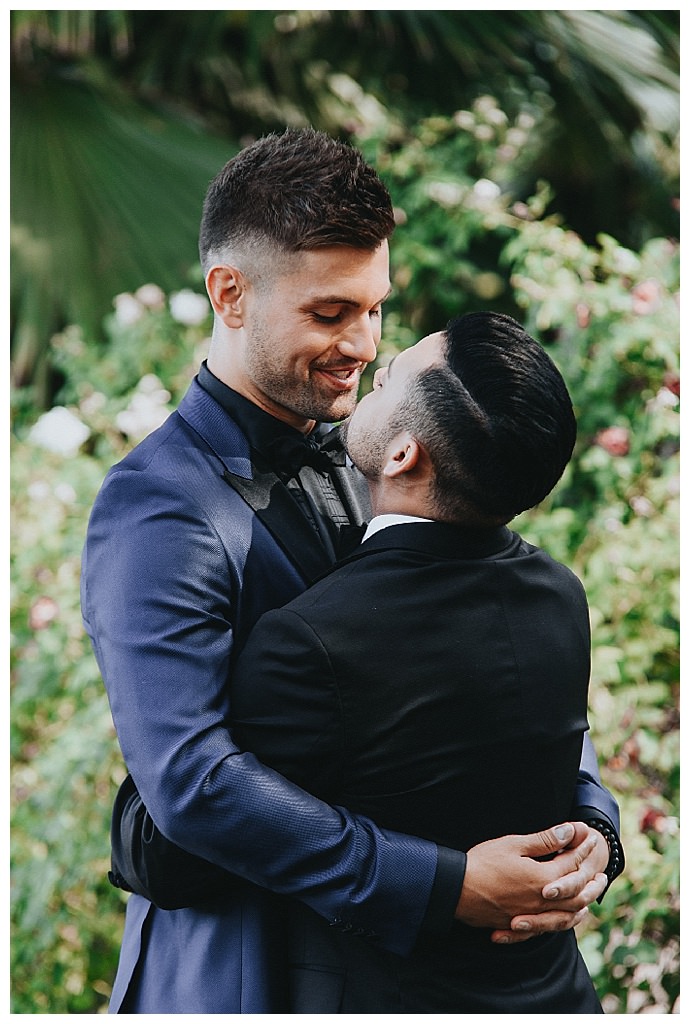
[362,513,433,542]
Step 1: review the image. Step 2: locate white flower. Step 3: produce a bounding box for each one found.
[425,182,465,208]
[169,289,210,326]
[115,377,171,441]
[113,292,144,327]
[54,482,78,505]
[611,246,639,276]
[135,283,166,309]
[453,110,475,130]
[473,178,501,201]
[475,124,495,142]
[629,495,654,518]
[28,481,51,501]
[28,407,91,457]
[646,386,679,411]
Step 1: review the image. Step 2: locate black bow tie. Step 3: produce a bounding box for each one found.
[262,431,347,478]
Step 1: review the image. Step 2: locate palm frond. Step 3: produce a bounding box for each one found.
[11,74,233,394]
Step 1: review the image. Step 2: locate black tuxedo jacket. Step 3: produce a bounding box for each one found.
[230,521,603,1012]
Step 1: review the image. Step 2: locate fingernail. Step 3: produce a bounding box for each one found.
[515,921,531,931]
[554,825,572,841]
[545,887,560,899]
[495,936,511,944]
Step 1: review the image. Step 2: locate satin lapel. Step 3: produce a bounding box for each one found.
[179,379,335,583]
[222,468,333,585]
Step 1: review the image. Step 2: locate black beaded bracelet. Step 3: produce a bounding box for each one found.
[584,818,624,884]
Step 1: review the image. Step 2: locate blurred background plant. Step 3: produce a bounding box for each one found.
[10,10,679,1014]
[11,9,678,406]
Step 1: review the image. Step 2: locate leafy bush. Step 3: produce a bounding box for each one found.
[10,110,678,1012]
[10,290,211,1013]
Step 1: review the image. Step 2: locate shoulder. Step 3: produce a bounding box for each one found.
[86,406,259,572]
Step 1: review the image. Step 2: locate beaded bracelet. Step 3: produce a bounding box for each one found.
[584,818,624,884]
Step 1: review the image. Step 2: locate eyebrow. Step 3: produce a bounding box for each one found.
[385,353,399,378]
[309,287,393,308]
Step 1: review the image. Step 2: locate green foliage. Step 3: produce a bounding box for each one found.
[11,292,210,1013]
[10,112,678,1013]
[506,224,679,1016]
[11,11,679,403]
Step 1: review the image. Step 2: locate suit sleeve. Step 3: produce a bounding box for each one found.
[230,605,466,934]
[81,467,461,956]
[573,734,620,831]
[572,734,625,890]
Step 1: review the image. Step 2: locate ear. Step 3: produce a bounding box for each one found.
[382,432,424,479]
[206,264,247,329]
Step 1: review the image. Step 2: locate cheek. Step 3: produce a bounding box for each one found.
[296,324,336,360]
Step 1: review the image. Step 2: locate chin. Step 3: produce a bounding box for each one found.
[319,398,358,425]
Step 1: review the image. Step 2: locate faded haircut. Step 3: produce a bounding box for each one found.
[199,128,395,277]
[402,312,577,525]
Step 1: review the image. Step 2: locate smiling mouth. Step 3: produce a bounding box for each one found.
[313,365,361,388]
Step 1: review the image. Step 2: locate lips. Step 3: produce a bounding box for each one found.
[313,364,361,389]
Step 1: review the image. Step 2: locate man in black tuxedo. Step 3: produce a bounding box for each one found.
[227,311,615,1011]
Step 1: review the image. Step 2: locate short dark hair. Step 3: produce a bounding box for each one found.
[405,312,576,524]
[199,128,395,272]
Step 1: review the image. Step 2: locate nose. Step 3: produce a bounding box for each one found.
[338,315,379,365]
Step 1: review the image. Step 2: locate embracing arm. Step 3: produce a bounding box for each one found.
[228,604,618,942]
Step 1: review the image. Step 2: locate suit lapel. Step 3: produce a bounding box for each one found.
[177,380,334,584]
[222,467,333,583]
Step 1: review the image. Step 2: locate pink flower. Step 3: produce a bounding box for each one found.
[663,372,680,398]
[576,302,590,328]
[631,279,662,315]
[29,596,59,630]
[595,426,630,457]
[640,808,667,835]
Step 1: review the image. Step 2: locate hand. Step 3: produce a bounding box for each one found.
[456,822,608,944]
[493,821,609,944]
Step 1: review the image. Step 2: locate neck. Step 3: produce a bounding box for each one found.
[368,481,434,521]
[207,333,315,435]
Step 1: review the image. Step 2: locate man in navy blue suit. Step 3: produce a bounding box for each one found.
[82,129,622,1013]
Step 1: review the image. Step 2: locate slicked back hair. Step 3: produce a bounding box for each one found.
[199,128,396,274]
[403,312,577,524]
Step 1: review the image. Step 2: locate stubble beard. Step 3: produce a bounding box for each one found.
[246,322,362,425]
[256,368,360,425]
[340,415,390,480]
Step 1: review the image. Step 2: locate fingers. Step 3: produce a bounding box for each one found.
[542,830,608,902]
[515,822,576,858]
[537,829,601,900]
[542,870,608,909]
[491,907,589,944]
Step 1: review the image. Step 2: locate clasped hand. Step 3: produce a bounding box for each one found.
[456,821,608,944]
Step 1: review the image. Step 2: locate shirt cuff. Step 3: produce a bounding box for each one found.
[419,845,466,935]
